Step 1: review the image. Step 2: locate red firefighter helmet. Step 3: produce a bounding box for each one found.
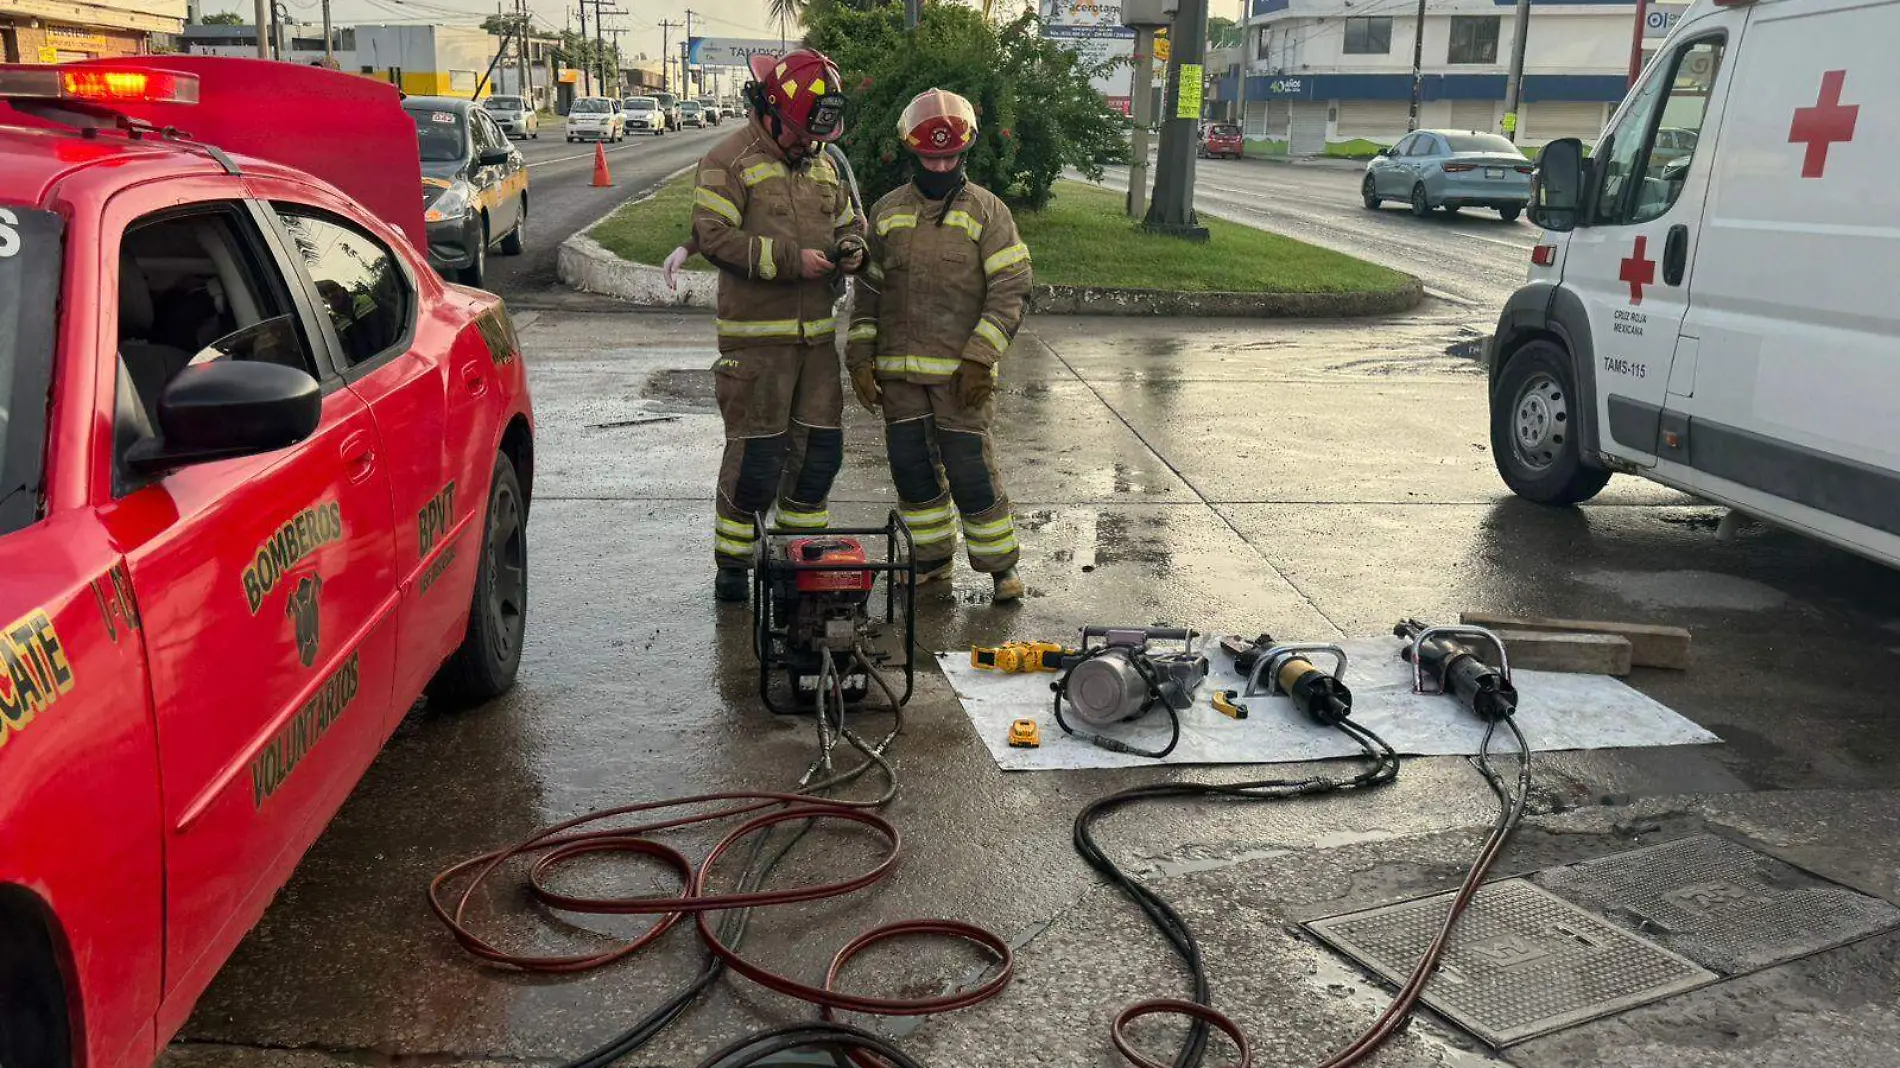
[899,88,977,158]
[746,49,847,142]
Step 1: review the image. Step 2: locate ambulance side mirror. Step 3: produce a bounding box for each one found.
[1530,138,1584,232]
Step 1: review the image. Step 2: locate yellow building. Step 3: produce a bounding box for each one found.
[353,24,503,99]
[1,0,185,64]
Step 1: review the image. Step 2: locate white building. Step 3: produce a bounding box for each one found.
[353,23,500,98]
[182,22,352,66]
[1235,0,1648,157]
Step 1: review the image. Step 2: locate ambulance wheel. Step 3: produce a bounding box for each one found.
[1362,175,1380,209]
[1499,205,1522,223]
[1411,183,1433,218]
[1491,340,1611,505]
[430,452,528,709]
[500,197,526,256]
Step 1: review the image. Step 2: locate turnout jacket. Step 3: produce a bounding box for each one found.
[691,122,863,349]
[846,181,1033,383]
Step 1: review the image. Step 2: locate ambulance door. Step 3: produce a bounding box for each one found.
[1672,0,1900,556]
[1560,19,1740,466]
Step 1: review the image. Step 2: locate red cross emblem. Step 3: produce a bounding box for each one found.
[1619,236,1656,305]
[1789,69,1859,179]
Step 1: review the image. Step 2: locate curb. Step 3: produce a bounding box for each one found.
[1028,280,1423,318]
[559,177,1426,319]
[556,165,716,309]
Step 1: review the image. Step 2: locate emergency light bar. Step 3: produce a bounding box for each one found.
[0,65,199,106]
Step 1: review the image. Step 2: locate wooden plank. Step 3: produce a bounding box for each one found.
[1494,629,1633,677]
[1460,612,1691,670]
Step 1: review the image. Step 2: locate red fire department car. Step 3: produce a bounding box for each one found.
[0,59,534,1068]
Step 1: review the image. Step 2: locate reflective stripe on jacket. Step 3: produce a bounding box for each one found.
[846,180,1032,383]
[691,122,864,350]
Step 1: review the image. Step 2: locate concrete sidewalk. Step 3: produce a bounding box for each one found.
[165,311,1900,1068]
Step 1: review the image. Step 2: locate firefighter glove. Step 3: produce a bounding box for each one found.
[850,362,882,412]
[956,358,995,409]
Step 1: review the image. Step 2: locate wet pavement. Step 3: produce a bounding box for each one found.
[163,307,1900,1068]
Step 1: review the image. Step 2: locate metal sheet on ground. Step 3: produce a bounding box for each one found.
[1305,879,1718,1047]
[1533,834,1900,974]
[940,637,1719,771]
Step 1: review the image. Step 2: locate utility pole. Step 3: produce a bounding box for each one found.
[684,9,697,97]
[1143,0,1208,238]
[577,0,589,94]
[1407,0,1426,130]
[517,0,533,105]
[1127,26,1156,219]
[321,0,333,66]
[1502,0,1530,140]
[1627,0,1650,87]
[253,0,269,58]
[659,18,684,95]
[904,0,920,31]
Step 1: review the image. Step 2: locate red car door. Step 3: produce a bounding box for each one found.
[92,177,401,1034]
[0,203,165,1068]
[255,175,493,711]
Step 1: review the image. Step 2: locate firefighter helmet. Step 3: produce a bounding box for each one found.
[746,49,847,142]
[899,88,977,158]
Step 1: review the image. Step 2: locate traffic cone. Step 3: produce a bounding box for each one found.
[592,142,613,187]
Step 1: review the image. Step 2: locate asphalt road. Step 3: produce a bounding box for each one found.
[1090,156,1541,309]
[485,123,727,296]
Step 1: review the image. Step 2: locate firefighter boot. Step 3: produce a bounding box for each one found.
[992,567,1023,603]
[715,567,750,604]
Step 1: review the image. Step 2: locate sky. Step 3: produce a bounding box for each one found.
[199,0,795,65]
[198,0,1249,69]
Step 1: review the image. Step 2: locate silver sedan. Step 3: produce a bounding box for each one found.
[1362,129,1532,222]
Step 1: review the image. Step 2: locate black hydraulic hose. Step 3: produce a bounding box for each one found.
[1073,721,1402,1068]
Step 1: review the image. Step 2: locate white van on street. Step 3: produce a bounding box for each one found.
[1491,0,1899,568]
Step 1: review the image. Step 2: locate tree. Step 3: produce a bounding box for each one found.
[766,0,807,43]
[807,2,1128,208]
[1207,15,1243,49]
[555,30,622,91]
[200,10,245,24]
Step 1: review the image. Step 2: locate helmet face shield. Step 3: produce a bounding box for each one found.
[900,88,977,158]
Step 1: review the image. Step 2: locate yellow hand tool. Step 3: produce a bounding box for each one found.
[972,640,1071,674]
[1212,690,1249,720]
[1007,719,1042,747]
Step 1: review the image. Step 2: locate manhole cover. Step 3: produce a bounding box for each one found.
[1534,833,1900,975]
[1306,879,1715,1047]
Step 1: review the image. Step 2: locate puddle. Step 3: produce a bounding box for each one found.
[642,368,717,411]
[1576,569,1789,611]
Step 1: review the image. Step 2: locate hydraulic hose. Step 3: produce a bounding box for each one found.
[429,648,1013,1068]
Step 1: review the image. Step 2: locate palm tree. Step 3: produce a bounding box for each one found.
[766,0,806,45]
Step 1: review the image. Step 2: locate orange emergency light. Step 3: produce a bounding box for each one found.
[0,64,200,106]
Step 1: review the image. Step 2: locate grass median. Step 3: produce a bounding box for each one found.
[590,174,1409,296]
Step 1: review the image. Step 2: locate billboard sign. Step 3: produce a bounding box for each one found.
[1039,0,1135,101]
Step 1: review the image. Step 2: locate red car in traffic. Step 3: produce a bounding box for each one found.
[0,58,534,1068]
[1199,122,1244,160]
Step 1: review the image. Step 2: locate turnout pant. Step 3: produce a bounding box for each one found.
[712,342,845,567]
[880,379,1018,573]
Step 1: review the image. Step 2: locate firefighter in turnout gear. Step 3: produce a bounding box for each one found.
[846,88,1031,601]
[696,49,865,602]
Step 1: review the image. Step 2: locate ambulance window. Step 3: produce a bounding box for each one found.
[1595,36,1724,226]
[274,210,411,369]
[115,206,318,450]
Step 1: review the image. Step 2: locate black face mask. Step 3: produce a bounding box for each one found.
[912,161,965,200]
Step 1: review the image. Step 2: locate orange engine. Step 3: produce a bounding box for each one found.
[789,537,873,594]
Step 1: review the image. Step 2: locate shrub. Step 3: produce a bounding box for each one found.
[806,2,1129,208]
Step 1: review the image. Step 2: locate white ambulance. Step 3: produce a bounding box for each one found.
[1488,0,1899,568]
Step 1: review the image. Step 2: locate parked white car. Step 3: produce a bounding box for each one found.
[565,97,623,143]
[1494,0,1900,569]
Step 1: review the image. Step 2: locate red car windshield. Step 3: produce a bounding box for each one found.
[0,205,61,534]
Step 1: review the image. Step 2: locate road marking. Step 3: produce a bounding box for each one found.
[527,145,644,169]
